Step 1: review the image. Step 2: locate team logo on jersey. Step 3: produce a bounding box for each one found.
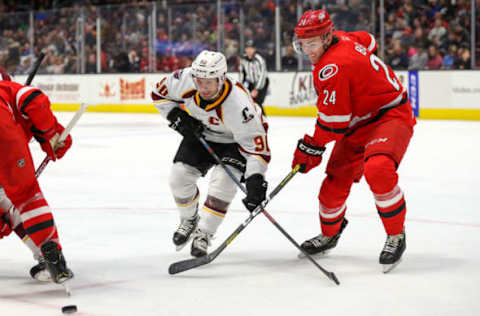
[318,64,338,81]
[241,107,254,123]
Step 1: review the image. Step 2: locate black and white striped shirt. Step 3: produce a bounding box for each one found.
[239,53,268,91]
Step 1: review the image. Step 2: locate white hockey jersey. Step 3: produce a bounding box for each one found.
[152,67,270,178]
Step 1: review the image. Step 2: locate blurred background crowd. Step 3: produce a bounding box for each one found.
[0,0,478,75]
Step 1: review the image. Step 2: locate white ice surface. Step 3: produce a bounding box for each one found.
[1,113,479,316]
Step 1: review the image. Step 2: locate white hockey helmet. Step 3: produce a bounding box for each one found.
[191,50,228,82]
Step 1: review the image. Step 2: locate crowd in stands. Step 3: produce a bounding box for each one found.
[0,0,477,75]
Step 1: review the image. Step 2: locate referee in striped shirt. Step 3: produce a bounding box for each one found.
[239,40,269,115]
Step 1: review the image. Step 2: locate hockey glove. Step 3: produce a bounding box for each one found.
[167,107,204,138]
[292,134,325,173]
[242,174,268,212]
[32,120,72,161]
[0,211,13,239]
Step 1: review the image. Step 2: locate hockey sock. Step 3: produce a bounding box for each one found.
[364,155,406,235]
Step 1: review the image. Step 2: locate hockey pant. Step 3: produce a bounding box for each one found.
[0,110,61,250]
[318,118,413,236]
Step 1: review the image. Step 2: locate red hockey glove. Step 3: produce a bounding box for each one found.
[0,211,13,239]
[32,120,72,161]
[292,134,326,173]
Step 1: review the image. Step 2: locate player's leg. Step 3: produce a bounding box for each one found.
[0,113,72,283]
[191,142,246,257]
[191,165,241,257]
[301,139,362,255]
[169,162,202,250]
[170,137,214,250]
[0,188,51,281]
[363,119,413,272]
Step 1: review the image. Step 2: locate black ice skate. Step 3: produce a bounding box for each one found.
[299,218,349,258]
[29,256,52,282]
[40,241,74,284]
[380,230,406,273]
[173,215,199,251]
[190,229,213,258]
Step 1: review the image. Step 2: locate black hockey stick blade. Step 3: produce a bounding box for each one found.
[168,253,213,275]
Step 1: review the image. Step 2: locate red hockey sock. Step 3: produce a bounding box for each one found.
[364,155,406,235]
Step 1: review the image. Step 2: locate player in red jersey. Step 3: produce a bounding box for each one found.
[0,71,74,283]
[291,9,415,273]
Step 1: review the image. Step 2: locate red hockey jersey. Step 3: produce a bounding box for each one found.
[311,30,415,146]
[0,81,56,141]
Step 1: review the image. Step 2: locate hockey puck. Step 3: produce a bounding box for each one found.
[62,305,77,314]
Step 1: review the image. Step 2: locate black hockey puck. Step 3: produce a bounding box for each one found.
[62,305,77,314]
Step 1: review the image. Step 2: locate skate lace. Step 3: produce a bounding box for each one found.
[193,230,213,250]
[177,217,197,236]
[308,234,331,248]
[383,235,402,254]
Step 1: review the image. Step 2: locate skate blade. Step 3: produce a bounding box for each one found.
[33,270,52,282]
[297,249,330,259]
[382,259,402,273]
[62,280,72,296]
[175,242,189,251]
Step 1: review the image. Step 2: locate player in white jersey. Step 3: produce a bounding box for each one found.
[152,50,270,257]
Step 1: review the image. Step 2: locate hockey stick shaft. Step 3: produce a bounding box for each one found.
[168,165,299,275]
[195,137,339,284]
[25,52,45,85]
[35,103,88,177]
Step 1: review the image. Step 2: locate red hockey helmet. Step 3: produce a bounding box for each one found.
[295,9,333,39]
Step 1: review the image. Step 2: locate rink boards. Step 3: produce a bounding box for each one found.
[14,70,480,120]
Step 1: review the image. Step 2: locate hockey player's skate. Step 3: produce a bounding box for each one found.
[190,229,213,258]
[40,241,74,284]
[380,230,406,273]
[173,215,199,251]
[299,218,348,258]
[29,256,52,282]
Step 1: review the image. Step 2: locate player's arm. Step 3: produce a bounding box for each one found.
[225,99,270,211]
[151,69,203,138]
[292,65,351,173]
[13,82,72,161]
[254,55,268,90]
[151,71,184,119]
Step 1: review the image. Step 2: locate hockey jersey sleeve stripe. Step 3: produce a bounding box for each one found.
[316,120,348,134]
[238,146,271,163]
[318,112,351,123]
[17,89,42,114]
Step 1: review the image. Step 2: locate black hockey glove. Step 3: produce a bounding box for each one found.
[167,107,204,138]
[242,174,268,212]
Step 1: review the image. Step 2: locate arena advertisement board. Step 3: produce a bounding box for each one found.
[14,71,480,120]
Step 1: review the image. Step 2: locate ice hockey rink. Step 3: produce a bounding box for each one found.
[1,112,479,316]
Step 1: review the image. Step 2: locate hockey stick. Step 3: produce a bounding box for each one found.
[35,103,88,177]
[25,52,45,85]
[169,164,299,275]
[169,136,340,285]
